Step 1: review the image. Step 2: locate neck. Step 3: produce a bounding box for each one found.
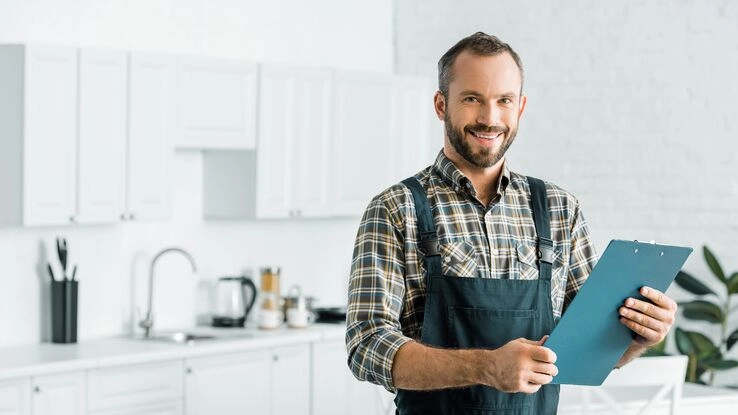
[443,146,504,206]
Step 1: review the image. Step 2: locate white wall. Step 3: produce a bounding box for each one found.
[395,0,738,384]
[0,0,394,347]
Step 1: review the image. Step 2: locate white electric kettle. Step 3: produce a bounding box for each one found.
[212,275,257,327]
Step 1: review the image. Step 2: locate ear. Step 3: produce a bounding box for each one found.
[433,91,446,121]
[517,94,527,121]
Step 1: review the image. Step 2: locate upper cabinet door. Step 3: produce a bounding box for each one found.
[23,46,78,226]
[293,68,333,218]
[175,57,258,150]
[127,52,173,221]
[389,76,435,184]
[76,49,127,224]
[332,71,396,217]
[256,64,298,219]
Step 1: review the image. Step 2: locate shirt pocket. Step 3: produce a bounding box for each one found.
[440,240,479,278]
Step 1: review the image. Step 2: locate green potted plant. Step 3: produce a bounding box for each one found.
[673,246,738,385]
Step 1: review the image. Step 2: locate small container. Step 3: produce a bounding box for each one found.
[258,266,282,329]
[51,280,78,343]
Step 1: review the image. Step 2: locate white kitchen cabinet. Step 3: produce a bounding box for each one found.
[31,371,85,415]
[87,360,183,413]
[0,45,173,226]
[0,377,31,415]
[184,349,271,415]
[388,76,435,184]
[331,71,396,217]
[203,64,333,220]
[255,64,333,219]
[331,72,435,217]
[174,56,258,149]
[126,52,174,221]
[312,340,351,415]
[312,339,393,415]
[271,344,310,415]
[77,49,127,224]
[184,344,310,415]
[0,45,77,226]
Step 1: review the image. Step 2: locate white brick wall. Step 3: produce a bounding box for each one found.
[395,0,738,384]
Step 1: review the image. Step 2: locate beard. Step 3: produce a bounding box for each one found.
[445,112,518,169]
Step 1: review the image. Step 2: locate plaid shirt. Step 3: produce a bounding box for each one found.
[345,151,598,391]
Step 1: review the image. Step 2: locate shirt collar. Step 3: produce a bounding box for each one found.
[431,150,511,198]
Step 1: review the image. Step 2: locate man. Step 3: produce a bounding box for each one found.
[345,32,677,414]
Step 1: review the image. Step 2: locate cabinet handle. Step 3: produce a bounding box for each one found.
[34,386,41,393]
[129,213,135,220]
[186,367,192,375]
[120,213,127,220]
[273,355,279,362]
[69,215,76,223]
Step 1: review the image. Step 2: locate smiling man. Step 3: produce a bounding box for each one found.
[346,32,677,414]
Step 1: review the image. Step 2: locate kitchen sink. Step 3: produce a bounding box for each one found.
[139,330,254,345]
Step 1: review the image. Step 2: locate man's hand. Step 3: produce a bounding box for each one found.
[618,286,677,347]
[481,337,558,394]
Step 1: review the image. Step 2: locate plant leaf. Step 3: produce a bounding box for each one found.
[687,330,719,359]
[728,272,738,295]
[680,300,725,323]
[699,359,738,371]
[728,329,738,351]
[675,327,693,355]
[703,246,726,284]
[675,270,716,296]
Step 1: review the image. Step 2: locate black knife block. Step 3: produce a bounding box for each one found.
[51,280,78,343]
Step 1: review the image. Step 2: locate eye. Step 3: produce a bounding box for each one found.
[463,96,479,103]
[499,97,513,105]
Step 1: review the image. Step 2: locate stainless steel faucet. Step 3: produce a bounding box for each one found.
[139,247,198,338]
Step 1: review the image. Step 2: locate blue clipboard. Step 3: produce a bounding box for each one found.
[545,240,693,385]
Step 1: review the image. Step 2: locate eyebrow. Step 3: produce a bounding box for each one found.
[458,90,519,99]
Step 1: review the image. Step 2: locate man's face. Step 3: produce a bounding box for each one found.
[435,51,527,170]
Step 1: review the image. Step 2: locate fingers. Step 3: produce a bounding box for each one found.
[619,287,677,346]
[619,315,662,343]
[639,286,677,311]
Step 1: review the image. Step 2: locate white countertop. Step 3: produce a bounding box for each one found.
[0,323,346,381]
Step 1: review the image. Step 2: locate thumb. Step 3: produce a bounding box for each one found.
[538,335,550,345]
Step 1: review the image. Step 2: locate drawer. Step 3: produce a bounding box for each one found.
[91,400,183,415]
[87,360,183,411]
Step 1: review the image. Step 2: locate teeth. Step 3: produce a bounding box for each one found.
[471,131,501,140]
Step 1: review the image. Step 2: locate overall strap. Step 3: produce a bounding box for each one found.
[527,176,554,281]
[401,177,442,278]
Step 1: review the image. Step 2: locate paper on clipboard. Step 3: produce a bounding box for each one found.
[545,239,693,385]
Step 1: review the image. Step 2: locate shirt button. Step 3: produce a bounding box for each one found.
[444,256,451,264]
[492,249,499,255]
[454,186,460,192]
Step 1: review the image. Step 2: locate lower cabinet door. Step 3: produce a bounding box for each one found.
[0,377,31,415]
[312,340,351,415]
[184,350,271,415]
[271,344,310,415]
[31,372,85,415]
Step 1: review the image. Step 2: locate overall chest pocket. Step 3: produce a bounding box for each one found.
[439,240,479,278]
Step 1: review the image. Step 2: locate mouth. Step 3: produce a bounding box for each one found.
[468,129,503,141]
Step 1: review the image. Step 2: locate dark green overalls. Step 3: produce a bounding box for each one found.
[394,176,560,415]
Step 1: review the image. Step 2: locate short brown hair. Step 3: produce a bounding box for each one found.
[438,32,524,96]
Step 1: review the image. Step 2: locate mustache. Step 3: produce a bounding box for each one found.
[465,124,509,134]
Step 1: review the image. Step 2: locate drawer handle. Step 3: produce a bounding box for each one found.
[186,367,193,374]
[34,386,41,393]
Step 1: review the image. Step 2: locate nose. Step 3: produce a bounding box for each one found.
[476,102,501,126]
